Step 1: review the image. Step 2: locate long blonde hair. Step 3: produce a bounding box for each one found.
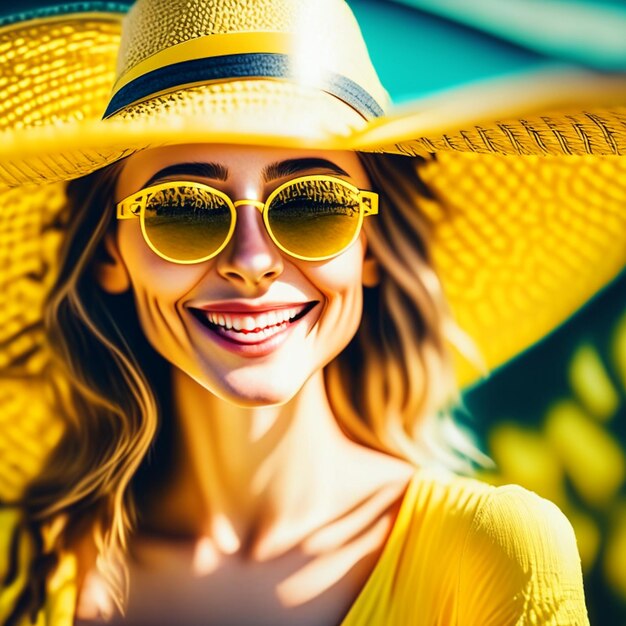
[5,152,492,623]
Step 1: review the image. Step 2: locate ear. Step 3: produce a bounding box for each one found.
[93,231,131,294]
[362,245,380,288]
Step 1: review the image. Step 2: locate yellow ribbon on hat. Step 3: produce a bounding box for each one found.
[111,31,296,97]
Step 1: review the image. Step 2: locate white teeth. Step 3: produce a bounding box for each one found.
[202,305,306,332]
[242,316,256,331]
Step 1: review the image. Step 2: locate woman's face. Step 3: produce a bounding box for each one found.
[100,144,378,406]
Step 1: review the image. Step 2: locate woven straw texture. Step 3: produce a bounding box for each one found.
[366,109,626,158]
[418,151,626,384]
[0,4,621,626]
[115,0,388,106]
[0,2,625,187]
[0,0,625,501]
[2,154,626,502]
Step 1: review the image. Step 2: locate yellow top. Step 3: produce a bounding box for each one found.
[0,468,589,626]
[341,468,590,625]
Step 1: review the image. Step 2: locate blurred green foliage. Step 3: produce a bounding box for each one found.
[464,268,626,626]
[0,1,624,623]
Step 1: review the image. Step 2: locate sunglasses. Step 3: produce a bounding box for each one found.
[116,175,379,263]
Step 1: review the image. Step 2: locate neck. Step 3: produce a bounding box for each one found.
[140,365,401,562]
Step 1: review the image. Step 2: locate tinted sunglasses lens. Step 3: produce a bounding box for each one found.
[267,179,361,259]
[142,185,232,262]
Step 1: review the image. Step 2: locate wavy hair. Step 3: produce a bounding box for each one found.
[4,152,493,624]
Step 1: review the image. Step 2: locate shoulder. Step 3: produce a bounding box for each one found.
[456,481,590,625]
[397,470,589,625]
[404,467,494,531]
[393,468,495,570]
[408,469,580,562]
[464,483,581,567]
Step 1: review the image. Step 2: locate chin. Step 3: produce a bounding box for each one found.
[200,368,305,408]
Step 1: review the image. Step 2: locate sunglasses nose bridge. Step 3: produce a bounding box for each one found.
[216,201,283,287]
[233,199,265,212]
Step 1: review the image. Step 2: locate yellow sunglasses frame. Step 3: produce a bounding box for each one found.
[116,174,379,263]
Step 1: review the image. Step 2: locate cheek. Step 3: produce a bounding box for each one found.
[118,222,207,294]
[306,244,366,349]
[117,223,206,347]
[310,237,366,292]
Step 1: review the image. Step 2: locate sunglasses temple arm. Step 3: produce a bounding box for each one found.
[117,195,148,219]
[360,190,379,216]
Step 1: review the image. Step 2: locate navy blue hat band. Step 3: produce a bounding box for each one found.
[102,53,386,120]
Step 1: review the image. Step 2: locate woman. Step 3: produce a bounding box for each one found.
[1,0,624,624]
[46,143,485,626]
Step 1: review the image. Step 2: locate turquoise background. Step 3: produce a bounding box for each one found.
[2,1,625,623]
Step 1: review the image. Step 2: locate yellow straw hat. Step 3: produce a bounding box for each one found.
[1,4,626,622]
[1,0,626,401]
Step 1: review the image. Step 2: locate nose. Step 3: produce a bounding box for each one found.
[215,203,284,287]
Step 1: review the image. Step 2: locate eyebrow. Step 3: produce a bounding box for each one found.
[143,162,228,187]
[261,158,349,181]
[142,157,350,188]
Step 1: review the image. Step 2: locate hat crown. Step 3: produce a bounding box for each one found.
[115,0,390,115]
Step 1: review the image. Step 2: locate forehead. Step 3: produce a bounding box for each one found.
[116,143,369,198]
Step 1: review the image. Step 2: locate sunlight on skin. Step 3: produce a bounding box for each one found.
[108,143,375,408]
[250,410,277,442]
[276,514,389,607]
[301,482,402,555]
[210,511,242,555]
[192,536,221,576]
[246,476,401,567]
[74,141,438,626]
[86,143,422,620]
[76,568,116,621]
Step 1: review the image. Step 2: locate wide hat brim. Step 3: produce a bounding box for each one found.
[1,3,626,404]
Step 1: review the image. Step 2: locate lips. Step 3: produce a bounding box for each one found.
[188,301,318,347]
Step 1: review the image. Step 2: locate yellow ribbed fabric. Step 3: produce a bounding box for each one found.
[0,469,589,625]
[341,469,589,625]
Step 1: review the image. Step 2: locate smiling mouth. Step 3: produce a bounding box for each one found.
[189,302,318,344]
